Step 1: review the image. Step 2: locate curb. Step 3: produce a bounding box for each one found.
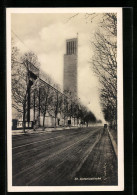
[107,128,117,158]
[12,126,81,135]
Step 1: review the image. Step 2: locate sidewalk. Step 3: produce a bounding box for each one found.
[109,128,117,144]
[107,128,117,157]
[12,126,80,135]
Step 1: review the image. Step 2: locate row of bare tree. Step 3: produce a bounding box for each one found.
[91,13,117,128]
[11,39,96,132]
[31,85,96,130]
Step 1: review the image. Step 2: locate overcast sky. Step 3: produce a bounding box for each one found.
[11,13,105,122]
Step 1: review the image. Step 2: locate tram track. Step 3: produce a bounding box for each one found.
[26,131,102,185]
[13,127,103,185]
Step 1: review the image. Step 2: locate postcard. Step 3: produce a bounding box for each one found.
[6,7,123,192]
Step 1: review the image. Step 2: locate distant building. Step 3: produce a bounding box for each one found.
[63,38,78,97]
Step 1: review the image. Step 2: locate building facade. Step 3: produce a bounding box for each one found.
[63,38,78,97]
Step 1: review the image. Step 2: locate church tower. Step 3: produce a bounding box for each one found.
[63,38,78,97]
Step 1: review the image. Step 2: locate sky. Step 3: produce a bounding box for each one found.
[11,13,105,122]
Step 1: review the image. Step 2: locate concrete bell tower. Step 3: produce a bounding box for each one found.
[63,37,78,97]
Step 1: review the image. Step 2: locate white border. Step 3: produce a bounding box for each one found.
[6,8,124,192]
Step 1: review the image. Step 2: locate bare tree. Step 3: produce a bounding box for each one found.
[61,95,69,126]
[38,79,54,130]
[91,13,117,128]
[83,110,96,127]
[12,49,40,133]
[48,89,63,127]
[67,13,115,126]
[11,38,20,69]
[63,89,78,126]
[71,100,79,126]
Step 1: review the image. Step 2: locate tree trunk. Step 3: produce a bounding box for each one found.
[43,113,46,130]
[87,121,88,127]
[23,103,26,133]
[64,117,65,126]
[39,88,41,126]
[55,115,57,127]
[33,90,35,122]
[77,118,79,126]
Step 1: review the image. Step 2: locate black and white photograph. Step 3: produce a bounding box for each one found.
[6,8,123,192]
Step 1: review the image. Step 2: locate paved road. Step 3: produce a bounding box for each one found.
[12,126,117,186]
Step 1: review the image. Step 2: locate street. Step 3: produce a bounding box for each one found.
[12,126,117,186]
